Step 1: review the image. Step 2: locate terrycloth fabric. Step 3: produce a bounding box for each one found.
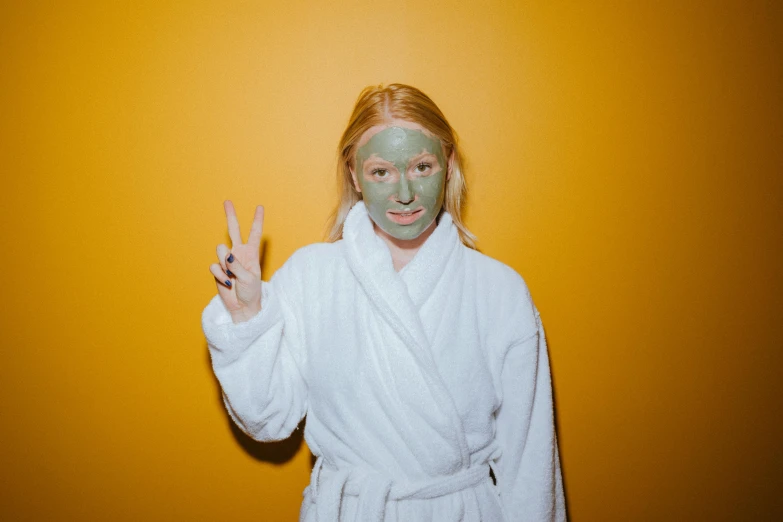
[202,201,566,521]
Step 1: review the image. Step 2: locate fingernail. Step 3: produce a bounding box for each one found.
[224,280,232,288]
[226,269,234,277]
[227,253,234,263]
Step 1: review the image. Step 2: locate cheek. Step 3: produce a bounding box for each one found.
[361,181,397,203]
[413,174,446,202]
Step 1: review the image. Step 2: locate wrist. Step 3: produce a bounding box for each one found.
[230,301,262,324]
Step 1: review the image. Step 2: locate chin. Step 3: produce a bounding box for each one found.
[384,218,437,242]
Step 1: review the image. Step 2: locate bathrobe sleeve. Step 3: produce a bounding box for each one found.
[493,305,566,521]
[201,260,308,442]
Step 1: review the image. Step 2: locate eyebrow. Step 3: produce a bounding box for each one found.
[362,151,438,165]
[406,151,438,164]
[361,157,395,169]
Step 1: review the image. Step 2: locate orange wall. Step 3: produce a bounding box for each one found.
[1,1,781,520]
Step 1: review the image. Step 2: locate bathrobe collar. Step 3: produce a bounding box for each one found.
[342,201,461,348]
[341,201,470,469]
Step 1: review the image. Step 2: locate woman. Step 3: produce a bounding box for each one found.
[202,84,566,521]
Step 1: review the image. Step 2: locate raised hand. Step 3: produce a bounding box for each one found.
[209,200,264,323]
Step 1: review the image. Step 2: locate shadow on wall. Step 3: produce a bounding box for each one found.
[227,415,308,465]
[206,347,308,464]
[544,322,570,516]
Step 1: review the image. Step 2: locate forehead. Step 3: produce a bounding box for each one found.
[356,120,441,162]
[356,119,434,147]
[360,127,438,157]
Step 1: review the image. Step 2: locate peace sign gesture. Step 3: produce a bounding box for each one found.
[209,200,264,323]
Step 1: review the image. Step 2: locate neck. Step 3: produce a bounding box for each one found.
[373,218,438,272]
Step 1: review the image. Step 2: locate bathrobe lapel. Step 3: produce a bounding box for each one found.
[342,202,470,470]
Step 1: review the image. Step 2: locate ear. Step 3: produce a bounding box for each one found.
[446,149,455,182]
[349,163,362,193]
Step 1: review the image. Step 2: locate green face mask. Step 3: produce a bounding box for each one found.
[355,126,448,241]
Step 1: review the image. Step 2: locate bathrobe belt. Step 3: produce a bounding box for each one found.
[306,456,490,521]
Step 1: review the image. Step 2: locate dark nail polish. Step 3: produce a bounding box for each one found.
[227,253,234,263]
[226,269,234,277]
[225,280,232,288]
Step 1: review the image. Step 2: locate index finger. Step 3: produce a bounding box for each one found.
[223,200,243,245]
[247,205,264,249]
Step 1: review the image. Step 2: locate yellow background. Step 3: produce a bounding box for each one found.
[2,1,781,520]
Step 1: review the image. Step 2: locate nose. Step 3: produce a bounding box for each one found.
[396,175,414,204]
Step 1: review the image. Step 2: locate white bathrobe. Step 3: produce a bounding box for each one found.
[202,201,566,521]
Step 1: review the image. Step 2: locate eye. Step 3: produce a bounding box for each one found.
[415,162,432,173]
[371,168,390,179]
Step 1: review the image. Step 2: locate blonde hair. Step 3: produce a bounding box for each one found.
[326,83,477,248]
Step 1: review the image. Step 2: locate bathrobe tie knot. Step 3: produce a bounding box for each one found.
[307,457,489,521]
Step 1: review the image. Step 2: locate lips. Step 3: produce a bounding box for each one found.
[386,207,425,225]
